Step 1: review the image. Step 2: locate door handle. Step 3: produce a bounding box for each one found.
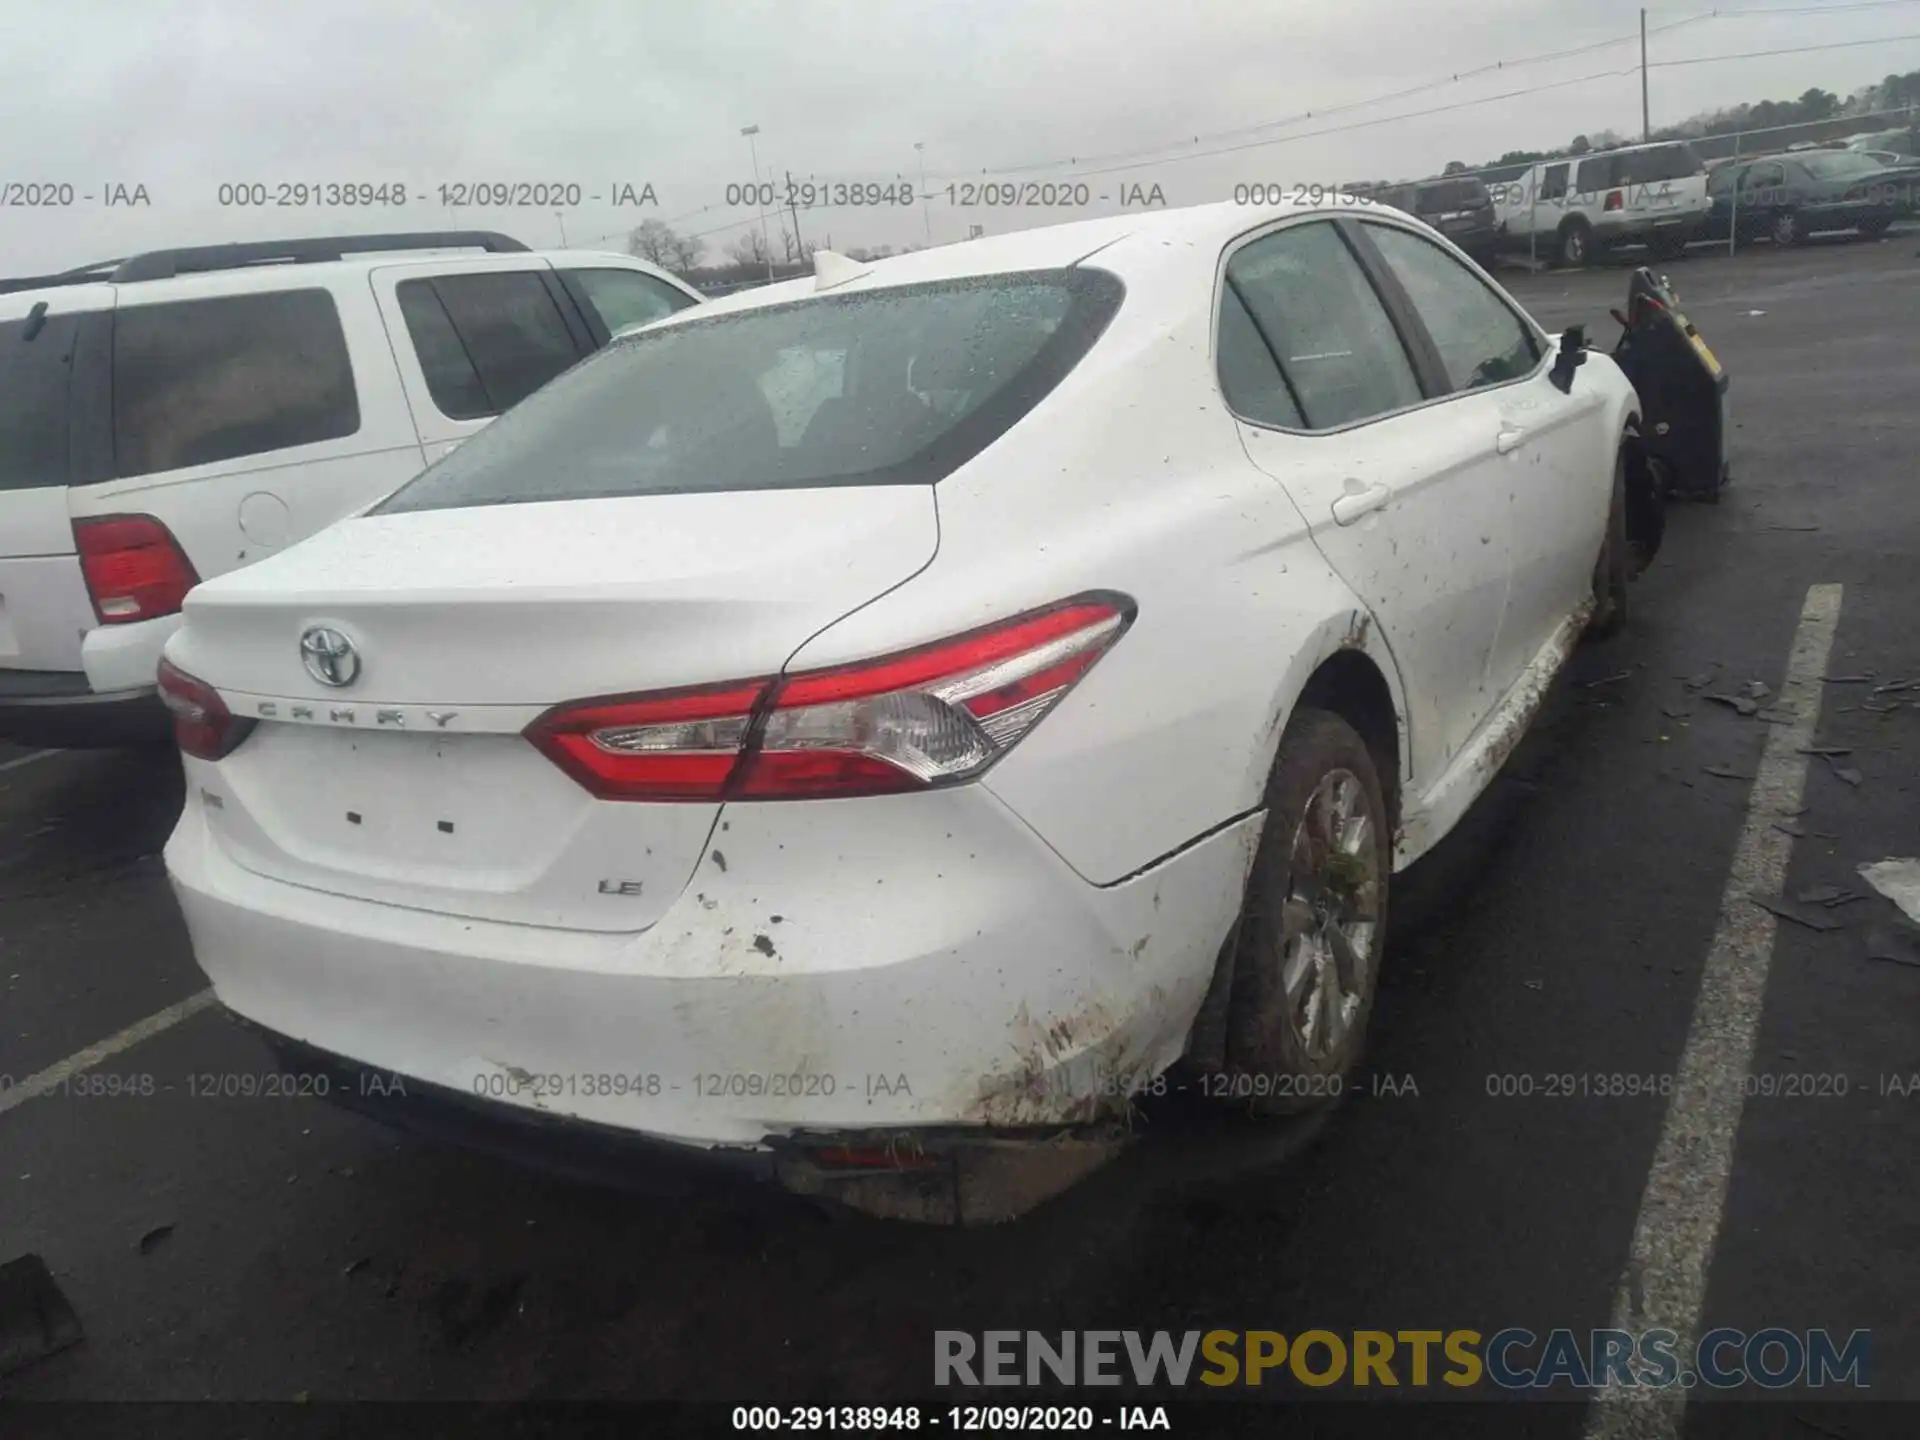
[1496,425,1527,454]
[1331,482,1391,525]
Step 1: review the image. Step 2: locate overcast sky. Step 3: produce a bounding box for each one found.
[2,0,1917,273]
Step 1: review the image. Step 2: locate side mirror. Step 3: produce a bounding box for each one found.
[1549,325,1588,393]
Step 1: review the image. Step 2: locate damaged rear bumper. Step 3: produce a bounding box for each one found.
[244,1015,1132,1224]
[170,785,1262,1221]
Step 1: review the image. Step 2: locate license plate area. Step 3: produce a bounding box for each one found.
[222,725,578,886]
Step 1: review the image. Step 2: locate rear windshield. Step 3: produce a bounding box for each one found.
[0,312,80,492]
[1412,179,1489,213]
[1617,144,1704,184]
[1799,151,1890,180]
[377,269,1122,512]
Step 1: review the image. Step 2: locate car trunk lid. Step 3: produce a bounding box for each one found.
[175,488,938,931]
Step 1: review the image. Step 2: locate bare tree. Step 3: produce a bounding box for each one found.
[667,229,705,273]
[628,219,704,276]
[728,229,771,269]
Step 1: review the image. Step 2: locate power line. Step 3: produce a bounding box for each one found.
[953,13,1720,181]
[1651,29,1920,62]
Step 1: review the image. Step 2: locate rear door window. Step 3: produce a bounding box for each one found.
[561,267,698,337]
[1540,164,1571,202]
[0,313,80,491]
[112,290,360,479]
[1224,221,1424,431]
[377,269,1122,512]
[396,271,588,421]
[1215,285,1305,429]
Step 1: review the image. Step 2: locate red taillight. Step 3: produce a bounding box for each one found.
[74,515,199,624]
[157,658,255,761]
[1604,190,1625,212]
[524,594,1134,802]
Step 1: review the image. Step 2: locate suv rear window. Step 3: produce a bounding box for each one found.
[0,313,80,491]
[1412,179,1489,213]
[377,269,1123,513]
[396,271,588,421]
[1618,144,1704,184]
[112,289,359,478]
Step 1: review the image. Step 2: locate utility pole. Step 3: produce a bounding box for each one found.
[1640,9,1652,143]
[554,210,569,247]
[741,124,775,283]
[915,142,932,245]
[785,169,806,264]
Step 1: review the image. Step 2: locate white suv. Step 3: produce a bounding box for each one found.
[0,232,701,748]
[1492,141,1713,265]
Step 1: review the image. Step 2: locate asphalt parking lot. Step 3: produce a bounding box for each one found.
[3,231,1919,1431]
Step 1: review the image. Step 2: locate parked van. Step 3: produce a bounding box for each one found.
[0,232,702,748]
[1491,141,1712,265]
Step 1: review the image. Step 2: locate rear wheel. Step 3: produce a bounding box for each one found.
[1557,217,1594,267]
[1585,448,1632,642]
[1771,210,1806,247]
[1219,709,1389,1115]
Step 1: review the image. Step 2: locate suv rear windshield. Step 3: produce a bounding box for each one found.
[0,312,80,491]
[1412,179,1489,213]
[1617,143,1705,185]
[377,269,1123,512]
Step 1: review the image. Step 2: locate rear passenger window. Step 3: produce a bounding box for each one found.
[1540,164,1570,202]
[1224,222,1422,431]
[564,268,696,336]
[1215,285,1304,429]
[0,313,80,490]
[396,272,586,421]
[112,290,359,479]
[1364,225,1540,392]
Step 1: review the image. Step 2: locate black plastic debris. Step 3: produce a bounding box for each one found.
[1704,764,1752,781]
[1865,924,1920,969]
[1794,884,1866,908]
[1798,747,1852,758]
[1705,693,1759,717]
[0,1253,83,1376]
[1749,894,1846,932]
[136,1223,175,1255]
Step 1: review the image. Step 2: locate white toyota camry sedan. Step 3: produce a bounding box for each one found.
[161,197,1655,1221]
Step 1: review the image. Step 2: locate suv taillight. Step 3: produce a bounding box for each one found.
[157,658,255,761]
[526,595,1134,802]
[1604,189,1625,212]
[74,515,199,624]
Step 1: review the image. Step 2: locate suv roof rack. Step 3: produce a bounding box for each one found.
[0,259,122,296]
[107,231,530,283]
[1,232,530,295]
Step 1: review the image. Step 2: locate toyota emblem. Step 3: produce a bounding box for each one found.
[299,627,360,688]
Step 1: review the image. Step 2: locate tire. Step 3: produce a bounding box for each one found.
[1771,210,1805,247]
[1219,709,1390,1116]
[1557,217,1594,267]
[1859,217,1892,239]
[1584,448,1631,642]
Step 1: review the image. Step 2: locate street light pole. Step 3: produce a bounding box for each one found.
[915,142,932,245]
[741,124,775,283]
[1640,8,1652,143]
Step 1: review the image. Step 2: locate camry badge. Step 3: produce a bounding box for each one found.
[300,627,360,688]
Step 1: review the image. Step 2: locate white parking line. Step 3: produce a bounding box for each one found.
[1585,583,1843,1436]
[0,748,60,774]
[0,988,216,1119]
